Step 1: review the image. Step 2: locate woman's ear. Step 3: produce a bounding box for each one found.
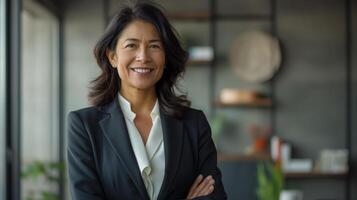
[106,48,118,68]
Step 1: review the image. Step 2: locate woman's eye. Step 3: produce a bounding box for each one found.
[125,44,136,48]
[150,44,161,49]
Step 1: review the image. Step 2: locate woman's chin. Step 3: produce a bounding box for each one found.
[129,81,156,91]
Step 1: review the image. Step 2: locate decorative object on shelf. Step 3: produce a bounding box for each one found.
[220,89,257,104]
[188,46,213,62]
[271,136,313,173]
[279,190,303,200]
[256,162,284,200]
[283,159,313,173]
[280,143,291,165]
[218,88,271,106]
[230,30,281,83]
[270,138,348,178]
[281,142,314,173]
[246,124,271,155]
[316,149,349,173]
[271,136,283,165]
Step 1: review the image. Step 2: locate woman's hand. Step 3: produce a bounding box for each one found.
[186,174,215,199]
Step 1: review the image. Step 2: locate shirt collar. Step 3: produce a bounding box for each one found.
[118,93,159,121]
[117,92,162,173]
[150,100,159,120]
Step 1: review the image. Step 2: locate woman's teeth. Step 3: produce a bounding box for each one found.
[132,68,152,73]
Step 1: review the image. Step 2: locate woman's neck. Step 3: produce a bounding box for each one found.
[120,87,157,115]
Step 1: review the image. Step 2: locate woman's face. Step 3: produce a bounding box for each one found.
[108,20,165,93]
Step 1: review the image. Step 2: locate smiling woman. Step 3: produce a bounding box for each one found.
[107,20,166,95]
[67,2,227,200]
[89,2,190,118]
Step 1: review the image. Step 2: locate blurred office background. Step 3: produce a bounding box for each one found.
[1,0,357,199]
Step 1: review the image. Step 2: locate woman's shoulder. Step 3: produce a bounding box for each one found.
[68,105,107,122]
[182,107,206,120]
[69,105,101,115]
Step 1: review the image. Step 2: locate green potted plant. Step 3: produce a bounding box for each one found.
[21,160,65,200]
[209,115,226,145]
[256,162,284,200]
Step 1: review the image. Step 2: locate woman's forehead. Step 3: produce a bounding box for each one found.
[119,20,161,41]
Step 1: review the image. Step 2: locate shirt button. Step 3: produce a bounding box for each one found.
[144,166,151,176]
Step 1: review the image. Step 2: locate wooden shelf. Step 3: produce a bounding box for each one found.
[284,171,348,178]
[167,12,211,21]
[218,153,271,161]
[187,59,212,66]
[214,98,272,108]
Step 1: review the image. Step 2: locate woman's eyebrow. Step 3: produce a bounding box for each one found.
[123,38,162,43]
[149,39,162,43]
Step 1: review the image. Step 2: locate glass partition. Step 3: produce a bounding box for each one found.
[20,1,60,199]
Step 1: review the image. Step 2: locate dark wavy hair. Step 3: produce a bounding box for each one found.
[89,1,190,118]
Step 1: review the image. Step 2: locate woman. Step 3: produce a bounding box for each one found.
[67,2,227,200]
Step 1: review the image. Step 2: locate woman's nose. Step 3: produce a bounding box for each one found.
[136,47,151,63]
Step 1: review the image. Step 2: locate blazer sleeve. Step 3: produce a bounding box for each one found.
[67,111,106,200]
[195,111,227,200]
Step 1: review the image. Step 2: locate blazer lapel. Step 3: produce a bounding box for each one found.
[99,97,149,200]
[157,111,184,200]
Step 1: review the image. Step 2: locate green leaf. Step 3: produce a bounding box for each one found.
[22,161,46,179]
[256,162,284,200]
[22,160,64,200]
[41,191,60,200]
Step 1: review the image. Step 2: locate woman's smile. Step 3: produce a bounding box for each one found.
[130,67,155,74]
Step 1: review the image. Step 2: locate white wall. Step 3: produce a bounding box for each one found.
[64,0,104,114]
[63,0,105,199]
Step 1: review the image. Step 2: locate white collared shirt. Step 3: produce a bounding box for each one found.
[118,93,165,200]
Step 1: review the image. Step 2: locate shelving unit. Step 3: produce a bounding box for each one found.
[187,59,212,66]
[164,0,349,184]
[214,99,273,108]
[166,0,275,159]
[284,171,348,179]
[218,153,271,161]
[167,12,210,21]
[218,153,349,179]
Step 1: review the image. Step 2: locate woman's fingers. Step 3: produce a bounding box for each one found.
[190,175,214,198]
[199,179,215,196]
[187,175,215,199]
[187,174,203,198]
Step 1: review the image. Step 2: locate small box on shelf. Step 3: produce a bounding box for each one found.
[215,89,272,108]
[214,99,272,108]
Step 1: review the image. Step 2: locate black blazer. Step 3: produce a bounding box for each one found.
[67,96,227,200]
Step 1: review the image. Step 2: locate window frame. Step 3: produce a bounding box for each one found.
[0,0,7,197]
